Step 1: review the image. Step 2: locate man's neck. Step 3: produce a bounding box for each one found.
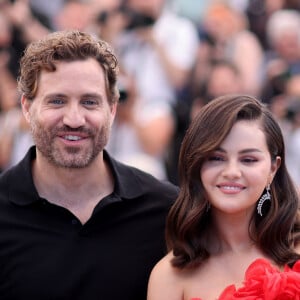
[32,152,114,224]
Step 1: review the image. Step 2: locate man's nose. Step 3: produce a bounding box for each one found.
[63,104,85,128]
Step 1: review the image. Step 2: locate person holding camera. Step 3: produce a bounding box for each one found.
[105,0,199,180]
[116,0,198,105]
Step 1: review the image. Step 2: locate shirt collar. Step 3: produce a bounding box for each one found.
[6,146,146,206]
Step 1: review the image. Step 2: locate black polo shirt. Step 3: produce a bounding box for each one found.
[0,146,178,300]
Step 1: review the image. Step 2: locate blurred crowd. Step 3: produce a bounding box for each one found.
[0,0,300,190]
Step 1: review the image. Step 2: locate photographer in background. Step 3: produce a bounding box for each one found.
[261,9,300,103]
[282,74,300,193]
[106,70,174,180]
[115,0,198,104]
[0,8,34,172]
[104,0,198,180]
[285,97,300,192]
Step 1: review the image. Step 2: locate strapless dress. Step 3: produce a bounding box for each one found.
[190,258,300,300]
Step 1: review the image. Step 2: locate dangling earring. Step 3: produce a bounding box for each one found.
[257,184,271,216]
[206,202,211,212]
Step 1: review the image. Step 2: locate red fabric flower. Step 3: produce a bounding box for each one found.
[218,259,300,300]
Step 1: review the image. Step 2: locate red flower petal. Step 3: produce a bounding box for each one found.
[218,259,300,300]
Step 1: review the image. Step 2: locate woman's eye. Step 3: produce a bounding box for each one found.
[241,157,258,163]
[208,155,224,162]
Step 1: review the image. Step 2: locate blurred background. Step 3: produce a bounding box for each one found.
[0,0,300,191]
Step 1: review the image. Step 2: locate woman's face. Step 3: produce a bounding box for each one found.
[200,120,280,216]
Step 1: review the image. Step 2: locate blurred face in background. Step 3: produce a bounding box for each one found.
[206,64,243,98]
[273,31,300,62]
[0,12,11,47]
[127,0,165,17]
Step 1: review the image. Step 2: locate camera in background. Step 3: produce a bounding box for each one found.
[97,4,156,31]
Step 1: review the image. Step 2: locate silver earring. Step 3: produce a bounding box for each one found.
[206,202,211,212]
[257,184,271,216]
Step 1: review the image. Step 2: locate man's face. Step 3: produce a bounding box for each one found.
[22,58,116,169]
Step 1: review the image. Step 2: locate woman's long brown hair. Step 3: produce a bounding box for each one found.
[166,94,300,269]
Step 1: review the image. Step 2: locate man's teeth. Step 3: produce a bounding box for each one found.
[64,135,82,141]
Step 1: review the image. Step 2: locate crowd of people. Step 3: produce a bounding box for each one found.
[0,0,300,189]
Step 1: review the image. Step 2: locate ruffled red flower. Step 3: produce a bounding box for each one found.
[218,259,300,300]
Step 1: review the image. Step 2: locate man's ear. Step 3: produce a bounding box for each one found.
[110,102,117,125]
[21,95,32,123]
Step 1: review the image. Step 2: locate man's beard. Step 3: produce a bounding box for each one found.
[30,121,110,169]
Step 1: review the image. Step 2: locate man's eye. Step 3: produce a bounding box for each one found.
[50,99,64,105]
[82,99,97,106]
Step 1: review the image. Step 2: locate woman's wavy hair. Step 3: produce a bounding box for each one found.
[18,30,119,105]
[167,94,300,269]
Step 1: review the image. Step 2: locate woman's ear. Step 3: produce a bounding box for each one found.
[270,156,281,182]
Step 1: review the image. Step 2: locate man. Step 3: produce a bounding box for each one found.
[0,30,178,299]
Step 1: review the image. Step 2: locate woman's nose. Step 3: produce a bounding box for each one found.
[221,160,242,178]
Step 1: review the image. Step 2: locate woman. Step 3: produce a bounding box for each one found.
[147,95,300,300]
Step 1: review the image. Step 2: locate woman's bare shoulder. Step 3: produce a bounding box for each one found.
[149,252,183,282]
[147,252,184,300]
